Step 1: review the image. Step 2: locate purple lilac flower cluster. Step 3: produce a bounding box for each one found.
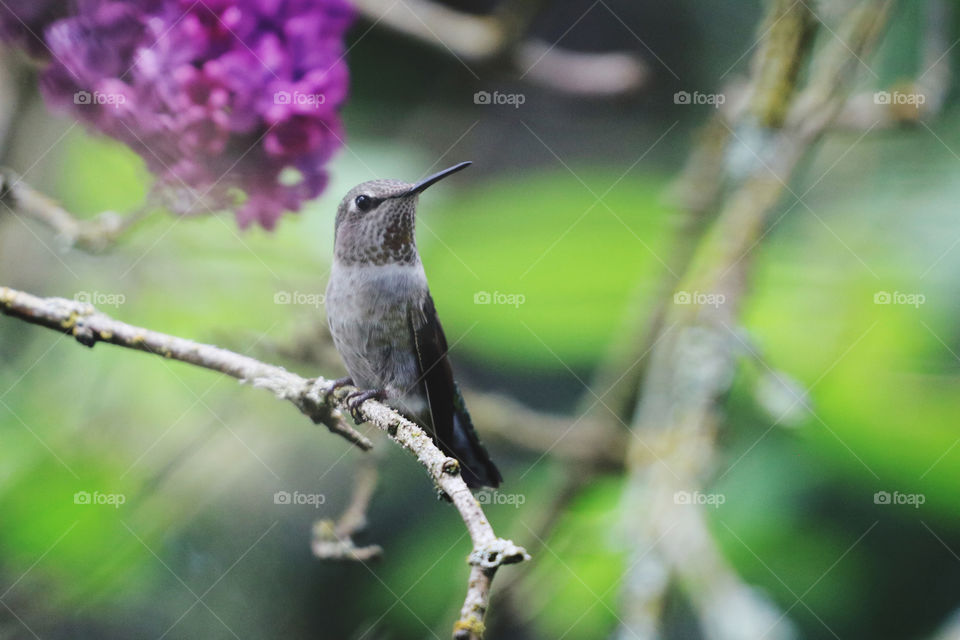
[0,0,354,229]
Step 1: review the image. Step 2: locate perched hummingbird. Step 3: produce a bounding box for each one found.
[324,162,502,489]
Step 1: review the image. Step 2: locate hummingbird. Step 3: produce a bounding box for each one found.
[324,162,502,489]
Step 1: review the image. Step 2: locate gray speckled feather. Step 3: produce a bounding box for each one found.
[325,261,430,414]
[324,165,501,488]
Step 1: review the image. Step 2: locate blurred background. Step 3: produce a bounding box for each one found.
[2,0,960,638]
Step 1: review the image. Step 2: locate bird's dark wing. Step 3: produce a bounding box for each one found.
[408,293,502,488]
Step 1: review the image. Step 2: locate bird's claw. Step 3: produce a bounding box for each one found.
[327,376,353,395]
[345,388,385,424]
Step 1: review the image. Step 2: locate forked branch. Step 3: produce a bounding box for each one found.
[0,285,528,639]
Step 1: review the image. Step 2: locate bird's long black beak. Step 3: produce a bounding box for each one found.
[404,161,472,196]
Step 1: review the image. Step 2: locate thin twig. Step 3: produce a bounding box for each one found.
[312,457,384,561]
[0,168,153,252]
[0,285,529,639]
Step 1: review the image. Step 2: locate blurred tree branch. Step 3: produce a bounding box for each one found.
[834,0,952,129]
[0,285,528,640]
[312,457,384,561]
[486,0,842,635]
[0,168,153,252]
[930,608,960,640]
[615,1,892,638]
[352,0,541,61]
[352,0,648,96]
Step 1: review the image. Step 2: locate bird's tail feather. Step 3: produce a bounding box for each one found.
[446,396,502,489]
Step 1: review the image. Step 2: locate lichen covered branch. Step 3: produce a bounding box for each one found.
[0,285,528,639]
[615,1,892,637]
[0,285,371,449]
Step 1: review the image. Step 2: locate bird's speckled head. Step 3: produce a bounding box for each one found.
[332,162,471,266]
[334,179,418,266]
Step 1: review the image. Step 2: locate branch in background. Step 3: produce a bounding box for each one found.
[929,608,960,640]
[615,1,891,638]
[247,318,629,467]
[352,0,515,61]
[493,0,826,632]
[833,0,952,129]
[747,0,816,129]
[669,112,742,218]
[465,390,626,468]
[917,0,952,115]
[737,331,813,427]
[515,40,650,96]
[352,0,648,96]
[0,168,153,252]
[312,457,384,561]
[0,286,528,640]
[480,2,819,627]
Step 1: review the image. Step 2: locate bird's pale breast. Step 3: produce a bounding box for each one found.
[325,260,429,411]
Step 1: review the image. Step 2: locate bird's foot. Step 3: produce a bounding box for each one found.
[345,388,385,424]
[319,376,353,403]
[328,376,353,393]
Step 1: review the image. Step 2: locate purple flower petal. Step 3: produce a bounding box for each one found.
[3,0,355,229]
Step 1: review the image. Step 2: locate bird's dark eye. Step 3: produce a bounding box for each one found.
[355,194,374,212]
